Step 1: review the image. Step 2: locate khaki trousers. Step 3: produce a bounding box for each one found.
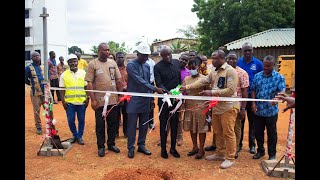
[177,111,184,140]
[30,92,44,129]
[212,108,237,160]
[234,110,244,151]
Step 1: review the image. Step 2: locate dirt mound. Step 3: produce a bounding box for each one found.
[102,168,176,180]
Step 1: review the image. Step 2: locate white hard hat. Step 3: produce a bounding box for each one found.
[136,43,151,55]
[67,54,77,61]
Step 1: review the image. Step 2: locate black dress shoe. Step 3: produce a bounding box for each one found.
[137,147,151,155]
[161,150,168,159]
[187,149,199,156]
[253,152,265,159]
[204,145,217,151]
[98,148,105,157]
[77,137,85,145]
[108,146,120,153]
[128,149,134,158]
[268,155,276,160]
[249,146,256,154]
[235,152,239,159]
[36,128,42,135]
[170,149,180,158]
[70,136,77,144]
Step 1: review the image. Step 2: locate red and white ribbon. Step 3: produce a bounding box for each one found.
[102,92,111,118]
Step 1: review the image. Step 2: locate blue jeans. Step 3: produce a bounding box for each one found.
[66,103,86,138]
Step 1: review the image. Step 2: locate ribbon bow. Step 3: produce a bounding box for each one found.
[202,100,218,115]
[102,92,111,118]
[119,95,131,102]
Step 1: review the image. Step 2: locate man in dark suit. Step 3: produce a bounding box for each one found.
[126,43,164,158]
[154,45,182,159]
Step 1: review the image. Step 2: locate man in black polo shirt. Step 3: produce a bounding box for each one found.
[154,45,181,159]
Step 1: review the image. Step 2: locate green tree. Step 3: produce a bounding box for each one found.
[90,41,129,55]
[176,25,199,39]
[68,46,83,54]
[191,0,295,56]
[90,45,98,54]
[171,40,188,53]
[107,41,128,55]
[176,25,200,52]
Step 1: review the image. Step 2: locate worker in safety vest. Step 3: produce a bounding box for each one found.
[59,54,89,145]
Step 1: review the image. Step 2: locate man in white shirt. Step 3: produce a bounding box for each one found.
[146,58,156,130]
[59,54,89,145]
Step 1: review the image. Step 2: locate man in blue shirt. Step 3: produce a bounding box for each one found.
[251,55,286,160]
[126,43,164,158]
[25,51,45,135]
[237,42,263,154]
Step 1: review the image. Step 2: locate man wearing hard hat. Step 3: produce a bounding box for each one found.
[126,43,165,158]
[59,54,89,145]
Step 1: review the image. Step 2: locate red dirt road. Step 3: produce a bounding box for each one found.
[25,86,295,179]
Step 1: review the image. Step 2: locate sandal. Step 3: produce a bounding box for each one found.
[195,152,205,159]
[187,149,199,156]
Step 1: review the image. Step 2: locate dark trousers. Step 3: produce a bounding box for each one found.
[243,100,256,148]
[255,114,278,156]
[95,106,119,149]
[116,100,128,136]
[158,99,179,151]
[238,114,245,150]
[127,112,149,151]
[149,83,155,125]
[50,78,60,101]
[149,107,154,125]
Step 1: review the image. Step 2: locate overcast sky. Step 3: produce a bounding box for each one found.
[66,0,199,54]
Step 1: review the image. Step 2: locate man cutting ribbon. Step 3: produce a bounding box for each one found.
[180,49,238,169]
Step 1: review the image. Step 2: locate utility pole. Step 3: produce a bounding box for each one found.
[40,7,49,82]
[39,7,54,150]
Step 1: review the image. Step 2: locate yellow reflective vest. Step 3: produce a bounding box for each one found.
[63,69,87,104]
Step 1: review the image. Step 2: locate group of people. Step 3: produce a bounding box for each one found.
[25,41,294,169]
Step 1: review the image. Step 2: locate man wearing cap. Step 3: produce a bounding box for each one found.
[59,54,89,145]
[126,43,165,158]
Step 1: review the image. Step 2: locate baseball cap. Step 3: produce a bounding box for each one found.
[136,43,151,55]
[67,54,77,61]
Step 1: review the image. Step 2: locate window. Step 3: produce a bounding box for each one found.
[25,28,30,37]
[25,51,31,61]
[25,10,29,19]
